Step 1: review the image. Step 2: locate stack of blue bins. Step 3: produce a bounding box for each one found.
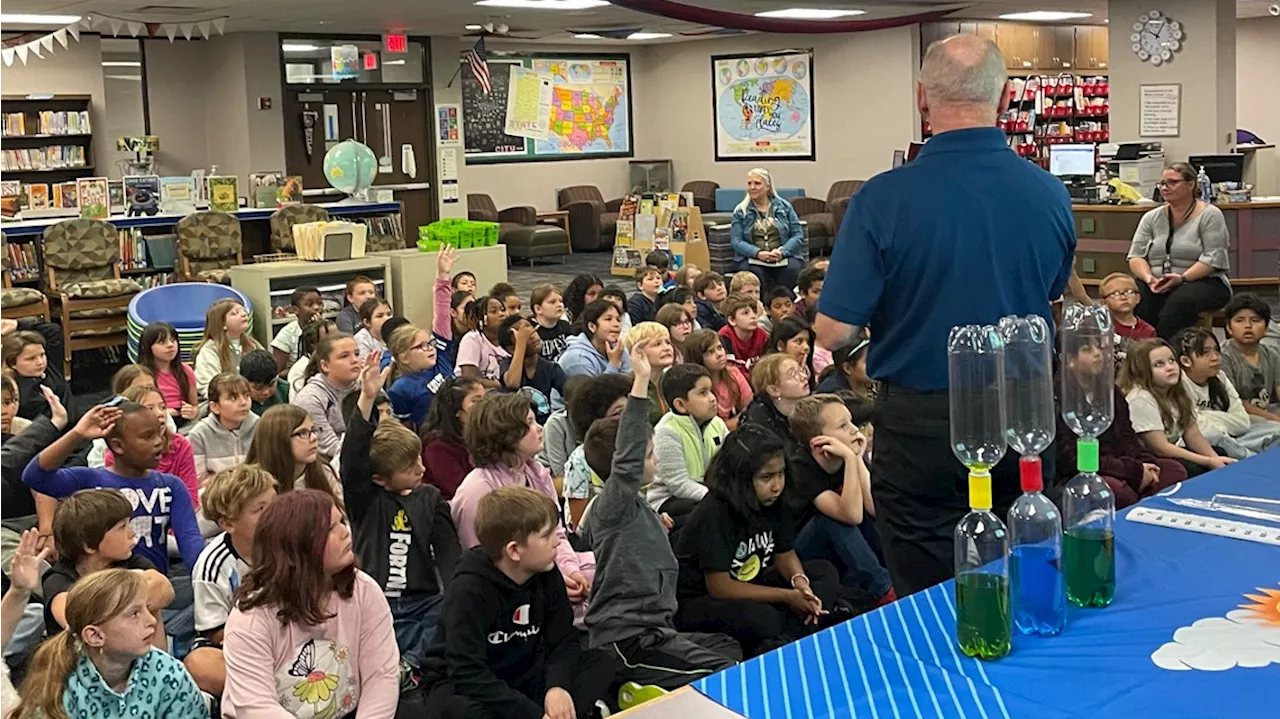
[127,284,254,363]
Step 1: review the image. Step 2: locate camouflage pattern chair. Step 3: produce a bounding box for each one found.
[41,219,143,377]
[175,211,243,283]
[269,204,330,253]
[1,232,50,322]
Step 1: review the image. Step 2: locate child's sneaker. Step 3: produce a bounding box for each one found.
[618,681,667,710]
[398,659,420,694]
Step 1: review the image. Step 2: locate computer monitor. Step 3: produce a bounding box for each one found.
[1187,154,1244,184]
[1049,144,1096,177]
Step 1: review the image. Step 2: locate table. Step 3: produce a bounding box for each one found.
[536,209,572,253]
[690,450,1280,718]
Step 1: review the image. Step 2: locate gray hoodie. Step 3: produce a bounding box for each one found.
[556,333,630,378]
[186,411,258,482]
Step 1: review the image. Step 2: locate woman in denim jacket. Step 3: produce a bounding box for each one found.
[730,167,805,291]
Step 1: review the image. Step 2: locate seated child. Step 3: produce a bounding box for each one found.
[354,297,394,362]
[1120,339,1235,478]
[2,379,63,562]
[240,348,289,415]
[795,257,829,299]
[1,330,72,423]
[193,299,260,400]
[245,403,344,504]
[420,486,616,719]
[336,274,378,335]
[729,272,767,333]
[786,394,894,605]
[42,489,174,640]
[600,287,633,340]
[15,569,204,718]
[1172,326,1280,459]
[674,263,702,291]
[622,322,677,425]
[627,267,665,326]
[105,386,198,507]
[270,285,324,371]
[718,294,769,372]
[743,354,812,451]
[647,364,728,533]
[457,295,511,389]
[426,246,469,372]
[187,373,259,483]
[581,345,740,692]
[763,286,795,334]
[646,250,676,290]
[386,323,455,430]
[558,300,630,379]
[182,465,275,697]
[23,400,204,574]
[420,377,485,500]
[1100,272,1156,360]
[86,363,161,469]
[492,281,523,316]
[655,304,693,364]
[451,393,595,610]
[1219,293,1280,423]
[693,272,728,332]
[552,374,633,530]
[674,424,840,657]
[792,266,825,321]
[532,284,573,363]
[499,314,568,424]
[767,316,817,390]
[287,318,337,401]
[293,333,362,458]
[815,334,875,425]
[685,329,753,430]
[452,269,477,295]
[137,321,198,425]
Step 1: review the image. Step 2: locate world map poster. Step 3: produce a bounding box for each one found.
[462,53,633,164]
[711,51,815,161]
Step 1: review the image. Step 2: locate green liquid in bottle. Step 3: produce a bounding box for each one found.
[1064,527,1115,607]
[955,572,1011,660]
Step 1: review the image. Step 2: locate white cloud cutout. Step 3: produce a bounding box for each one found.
[1151,609,1280,671]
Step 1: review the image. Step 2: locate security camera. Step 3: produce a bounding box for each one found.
[1271,4,1280,17]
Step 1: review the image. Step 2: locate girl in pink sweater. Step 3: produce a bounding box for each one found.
[222,490,399,719]
[451,393,596,609]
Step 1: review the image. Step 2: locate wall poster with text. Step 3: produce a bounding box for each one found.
[711,51,815,161]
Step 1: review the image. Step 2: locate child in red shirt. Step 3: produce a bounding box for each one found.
[718,293,769,372]
[1101,273,1156,358]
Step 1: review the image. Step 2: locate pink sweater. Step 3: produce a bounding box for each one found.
[105,432,199,507]
[452,460,590,580]
[155,363,196,411]
[221,571,400,719]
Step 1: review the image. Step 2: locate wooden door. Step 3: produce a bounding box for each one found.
[283,89,362,191]
[358,89,434,246]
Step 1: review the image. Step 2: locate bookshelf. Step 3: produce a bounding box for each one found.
[1,95,95,189]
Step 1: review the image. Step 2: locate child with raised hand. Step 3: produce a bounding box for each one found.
[42,489,175,641]
[718,293,769,372]
[1219,293,1280,422]
[622,322,677,425]
[343,351,462,680]
[385,323,455,431]
[532,284,573,363]
[245,403,343,504]
[104,385,197,505]
[767,316,817,390]
[744,353,812,449]
[685,328,752,430]
[23,400,204,574]
[429,245,468,370]
[15,569,205,718]
[187,372,258,483]
[451,393,595,611]
[581,339,741,693]
[294,332,362,458]
[1120,338,1236,477]
[499,314,568,425]
[563,273,603,324]
[270,285,324,371]
[336,274,378,335]
[420,377,484,500]
[137,322,199,425]
[193,298,260,400]
[457,294,511,388]
[222,490,400,718]
[1,329,72,423]
[2,384,66,558]
[183,465,275,698]
[354,297,395,362]
[647,364,728,533]
[2,529,50,706]
[288,318,337,401]
[558,299,630,379]
[240,348,290,415]
[1172,326,1280,459]
[693,271,729,331]
[628,267,665,326]
[420,486,616,719]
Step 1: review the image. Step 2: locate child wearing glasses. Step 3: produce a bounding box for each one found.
[1100,273,1156,360]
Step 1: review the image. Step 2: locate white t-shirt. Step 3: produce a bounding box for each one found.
[1125,387,1184,445]
[1181,371,1251,444]
[192,531,250,635]
[270,319,303,364]
[287,356,310,402]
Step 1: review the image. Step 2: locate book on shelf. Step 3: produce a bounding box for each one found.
[207,176,238,212]
[0,145,87,171]
[3,113,26,137]
[278,176,304,206]
[36,110,90,135]
[117,228,148,271]
[249,171,284,209]
[5,242,41,282]
[158,176,197,215]
[25,184,49,210]
[108,181,125,215]
[123,175,161,217]
[52,181,78,209]
[0,181,20,218]
[77,177,110,220]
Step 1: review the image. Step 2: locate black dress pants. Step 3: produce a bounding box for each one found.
[421,645,617,719]
[1135,277,1231,339]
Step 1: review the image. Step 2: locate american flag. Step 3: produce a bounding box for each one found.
[467,37,491,95]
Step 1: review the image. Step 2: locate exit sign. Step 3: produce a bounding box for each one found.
[384,33,408,54]
[363,52,378,71]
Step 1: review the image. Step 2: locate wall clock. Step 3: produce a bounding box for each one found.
[1130,10,1183,66]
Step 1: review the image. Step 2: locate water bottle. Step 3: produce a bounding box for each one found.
[1058,306,1117,608]
[1197,165,1212,203]
[999,316,1065,636]
[949,325,1011,660]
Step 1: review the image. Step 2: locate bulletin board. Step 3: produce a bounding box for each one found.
[611,193,710,278]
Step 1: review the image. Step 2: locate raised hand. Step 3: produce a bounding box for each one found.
[436,244,458,277]
[40,385,68,430]
[359,351,388,400]
[73,404,122,440]
[628,339,649,379]
[8,528,53,593]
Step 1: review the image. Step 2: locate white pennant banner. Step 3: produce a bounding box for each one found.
[68,25,81,41]
[30,43,43,58]
[197,21,212,39]
[108,18,123,36]
[126,21,143,37]
[164,24,178,42]
[2,48,14,67]
[39,34,56,53]
[212,18,226,35]
[180,23,194,40]
[81,17,95,30]
[16,45,29,65]
[54,29,68,48]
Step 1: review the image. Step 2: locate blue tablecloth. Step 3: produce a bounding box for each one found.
[694,450,1280,718]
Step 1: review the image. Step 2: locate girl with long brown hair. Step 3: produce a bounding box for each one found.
[222,490,399,718]
[12,569,204,719]
[245,403,344,506]
[685,328,752,430]
[193,298,261,400]
[293,333,362,458]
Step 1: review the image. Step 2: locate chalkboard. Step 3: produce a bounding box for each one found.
[462,58,529,159]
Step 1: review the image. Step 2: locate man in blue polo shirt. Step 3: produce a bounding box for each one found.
[814,34,1076,595]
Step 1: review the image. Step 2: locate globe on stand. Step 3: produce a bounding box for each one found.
[322,140,378,203]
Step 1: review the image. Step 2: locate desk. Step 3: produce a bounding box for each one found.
[691,450,1280,718]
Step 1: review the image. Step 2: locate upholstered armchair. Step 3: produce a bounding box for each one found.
[467,193,537,235]
[556,185,622,252]
[176,211,243,283]
[680,180,719,215]
[1,234,49,322]
[269,204,331,253]
[791,179,865,254]
[41,219,143,377]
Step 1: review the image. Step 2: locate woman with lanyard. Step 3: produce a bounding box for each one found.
[730,168,806,291]
[1127,162,1232,339]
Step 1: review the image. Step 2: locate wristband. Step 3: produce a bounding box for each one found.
[790,573,809,587]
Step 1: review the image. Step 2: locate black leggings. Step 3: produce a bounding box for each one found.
[421,645,616,719]
[1135,278,1231,339]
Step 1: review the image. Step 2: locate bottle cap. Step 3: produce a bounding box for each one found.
[1019,456,1043,492]
[1077,438,1100,473]
[968,471,992,510]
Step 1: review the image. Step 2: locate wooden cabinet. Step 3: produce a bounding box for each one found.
[1076,26,1109,69]
[996,24,1038,70]
[1037,26,1076,70]
[925,22,1107,72]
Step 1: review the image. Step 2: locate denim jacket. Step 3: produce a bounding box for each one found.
[730,196,804,263]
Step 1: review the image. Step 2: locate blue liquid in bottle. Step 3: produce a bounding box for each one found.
[1009,542,1066,635]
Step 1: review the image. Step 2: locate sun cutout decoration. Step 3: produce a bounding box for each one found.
[1240,587,1280,626]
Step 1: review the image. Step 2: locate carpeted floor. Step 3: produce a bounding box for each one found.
[503,250,623,300]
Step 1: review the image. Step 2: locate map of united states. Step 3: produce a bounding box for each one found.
[550,86,623,151]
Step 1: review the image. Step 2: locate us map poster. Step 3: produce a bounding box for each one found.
[462,53,633,164]
[711,51,815,161]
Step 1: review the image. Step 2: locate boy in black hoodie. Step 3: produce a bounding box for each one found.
[341,353,461,680]
[420,485,616,719]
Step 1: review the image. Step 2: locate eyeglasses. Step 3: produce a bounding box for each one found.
[676,318,693,327]
[785,367,810,382]
[1156,179,1186,189]
[291,427,318,440]
[1103,289,1139,299]
[411,340,434,353]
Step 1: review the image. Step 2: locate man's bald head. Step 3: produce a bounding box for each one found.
[920,34,1008,109]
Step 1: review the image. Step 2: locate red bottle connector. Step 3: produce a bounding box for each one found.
[1020,456,1043,493]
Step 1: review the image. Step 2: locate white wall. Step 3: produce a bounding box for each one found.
[144,39,210,173]
[1237,18,1280,147]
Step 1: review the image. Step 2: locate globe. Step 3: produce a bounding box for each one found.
[322,140,378,198]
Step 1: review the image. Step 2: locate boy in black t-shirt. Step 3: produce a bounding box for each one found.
[785,394,895,606]
[498,314,568,424]
[43,488,174,641]
[531,285,573,364]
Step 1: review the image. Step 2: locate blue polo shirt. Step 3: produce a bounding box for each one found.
[819,127,1075,391]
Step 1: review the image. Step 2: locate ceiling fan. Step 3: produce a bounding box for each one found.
[463,22,543,39]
